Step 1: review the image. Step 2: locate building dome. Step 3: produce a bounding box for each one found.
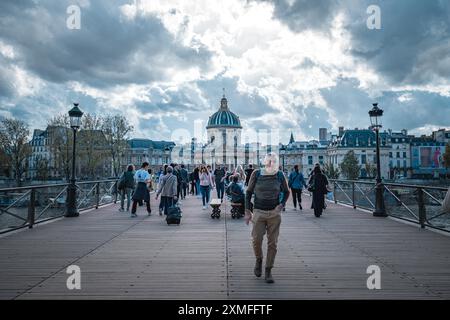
[206,95,242,129]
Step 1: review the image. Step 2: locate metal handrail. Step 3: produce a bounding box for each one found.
[0,179,118,193]
[0,179,119,235]
[329,179,449,232]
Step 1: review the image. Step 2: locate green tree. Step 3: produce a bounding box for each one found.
[0,118,32,186]
[339,150,361,180]
[323,162,340,179]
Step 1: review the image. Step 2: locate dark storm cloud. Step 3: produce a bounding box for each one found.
[261,0,450,87]
[0,0,212,89]
[134,86,207,115]
[0,57,15,98]
[345,0,450,86]
[255,0,340,32]
[320,78,450,133]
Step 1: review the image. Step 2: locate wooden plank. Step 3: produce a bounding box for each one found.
[0,194,449,299]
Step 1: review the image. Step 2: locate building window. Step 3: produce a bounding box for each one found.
[403,152,407,158]
[396,152,400,158]
[308,156,313,165]
[361,154,367,164]
[389,152,392,158]
[319,155,324,165]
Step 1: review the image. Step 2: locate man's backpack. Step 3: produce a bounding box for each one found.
[254,169,285,185]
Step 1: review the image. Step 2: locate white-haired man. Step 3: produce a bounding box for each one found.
[244,152,290,283]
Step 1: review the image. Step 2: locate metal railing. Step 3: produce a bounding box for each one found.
[329,179,450,232]
[0,179,118,235]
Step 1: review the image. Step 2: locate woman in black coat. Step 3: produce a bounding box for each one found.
[308,166,329,217]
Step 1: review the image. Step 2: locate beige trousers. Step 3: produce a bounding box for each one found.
[251,207,282,268]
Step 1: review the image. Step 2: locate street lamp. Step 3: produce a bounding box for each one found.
[66,103,83,217]
[369,103,387,217]
[279,145,286,173]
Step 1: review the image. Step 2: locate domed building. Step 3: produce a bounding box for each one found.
[205,93,242,168]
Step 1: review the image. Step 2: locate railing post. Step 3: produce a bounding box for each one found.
[95,182,100,209]
[418,187,426,229]
[352,181,356,209]
[333,181,337,204]
[27,188,36,229]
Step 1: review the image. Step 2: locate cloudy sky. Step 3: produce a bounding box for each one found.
[0,0,449,144]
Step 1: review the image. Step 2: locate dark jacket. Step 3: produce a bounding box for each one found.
[180,168,189,183]
[214,168,226,184]
[193,168,200,181]
[245,168,254,186]
[120,171,135,189]
[226,182,245,203]
[308,173,329,195]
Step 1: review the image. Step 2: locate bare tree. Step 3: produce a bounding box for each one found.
[79,113,108,178]
[323,162,340,179]
[47,115,72,181]
[0,118,32,186]
[101,115,133,177]
[35,155,50,181]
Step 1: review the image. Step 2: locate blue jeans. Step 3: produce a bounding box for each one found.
[216,182,225,199]
[120,188,132,210]
[196,180,200,195]
[200,185,210,206]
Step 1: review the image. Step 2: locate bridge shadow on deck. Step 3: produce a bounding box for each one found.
[0,193,449,300]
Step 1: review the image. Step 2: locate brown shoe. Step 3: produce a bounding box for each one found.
[254,259,262,277]
[265,267,274,283]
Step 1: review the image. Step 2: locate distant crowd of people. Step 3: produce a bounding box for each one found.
[116,157,331,285]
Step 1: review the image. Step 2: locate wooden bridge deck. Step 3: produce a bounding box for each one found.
[1,194,450,300]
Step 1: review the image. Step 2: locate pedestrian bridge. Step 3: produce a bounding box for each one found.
[1,192,450,299]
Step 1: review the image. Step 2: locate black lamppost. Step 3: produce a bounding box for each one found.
[369,103,387,217]
[279,145,286,173]
[66,103,83,217]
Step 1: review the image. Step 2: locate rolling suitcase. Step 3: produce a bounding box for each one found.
[166,203,182,225]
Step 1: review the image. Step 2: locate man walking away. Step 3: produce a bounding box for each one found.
[180,164,189,200]
[119,164,135,212]
[308,165,329,218]
[288,165,307,210]
[214,164,226,201]
[156,166,178,216]
[244,153,290,284]
[245,164,254,187]
[193,166,200,197]
[131,162,152,217]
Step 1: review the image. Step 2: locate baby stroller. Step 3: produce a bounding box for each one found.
[226,182,245,219]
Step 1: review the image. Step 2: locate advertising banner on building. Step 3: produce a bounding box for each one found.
[411,146,446,169]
